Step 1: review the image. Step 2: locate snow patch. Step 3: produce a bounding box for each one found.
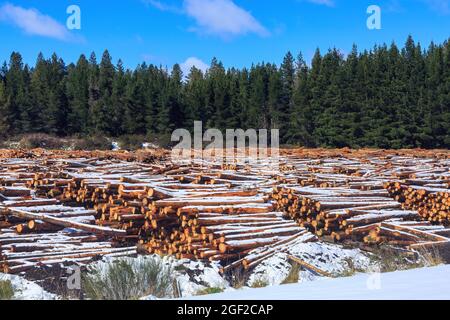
[190,265,450,300]
[0,273,56,300]
[248,242,371,287]
[90,255,230,299]
[143,142,159,149]
[111,141,120,151]
[171,259,230,298]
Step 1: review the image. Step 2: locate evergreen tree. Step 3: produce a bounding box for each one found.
[277,52,295,140]
[0,80,9,136]
[110,59,127,136]
[184,66,206,126]
[29,53,50,133]
[206,58,227,129]
[0,36,448,149]
[5,52,28,134]
[90,50,115,134]
[66,55,90,135]
[168,64,185,130]
[288,53,313,146]
[87,52,100,133]
[46,53,68,135]
[123,68,146,135]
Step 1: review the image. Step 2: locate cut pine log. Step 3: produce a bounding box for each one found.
[6,208,127,237]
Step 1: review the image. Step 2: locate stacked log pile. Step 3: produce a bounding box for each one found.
[0,230,136,274]
[145,197,315,264]
[56,166,314,265]
[0,181,136,273]
[270,186,425,244]
[1,158,315,271]
[269,153,450,247]
[1,151,449,275]
[385,182,450,226]
[349,219,450,249]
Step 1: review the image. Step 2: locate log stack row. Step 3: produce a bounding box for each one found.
[0,229,136,274]
[349,219,450,248]
[143,197,315,264]
[385,182,450,226]
[0,178,136,274]
[271,185,432,245]
[1,151,449,275]
[7,158,316,270]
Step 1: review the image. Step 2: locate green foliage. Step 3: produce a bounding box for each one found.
[250,277,270,288]
[0,80,10,137]
[195,287,225,296]
[332,257,368,278]
[118,134,145,150]
[361,246,443,276]
[0,279,15,300]
[72,135,111,151]
[82,258,174,300]
[0,37,449,149]
[18,134,67,149]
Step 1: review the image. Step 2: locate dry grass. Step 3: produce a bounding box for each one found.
[250,277,269,288]
[368,245,444,273]
[332,257,368,278]
[416,246,444,267]
[0,134,113,151]
[369,248,420,273]
[229,268,248,289]
[0,279,15,300]
[195,287,225,296]
[281,262,301,284]
[82,257,174,300]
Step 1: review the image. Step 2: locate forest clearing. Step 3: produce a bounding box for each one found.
[0,147,449,299]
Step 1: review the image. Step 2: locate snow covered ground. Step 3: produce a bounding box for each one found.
[0,273,56,300]
[189,265,450,300]
[0,241,373,300]
[88,255,229,298]
[9,239,443,301]
[3,253,448,300]
[156,241,372,298]
[247,242,371,286]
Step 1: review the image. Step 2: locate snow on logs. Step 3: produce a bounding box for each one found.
[385,182,450,226]
[270,186,428,244]
[0,174,136,273]
[0,159,315,272]
[1,151,449,274]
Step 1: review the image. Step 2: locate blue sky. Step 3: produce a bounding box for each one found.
[0,0,449,73]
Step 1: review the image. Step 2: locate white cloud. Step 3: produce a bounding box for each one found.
[147,0,268,38]
[184,0,269,37]
[181,57,209,76]
[385,0,404,13]
[423,0,450,14]
[142,0,181,13]
[141,53,156,62]
[305,0,335,6]
[0,3,71,41]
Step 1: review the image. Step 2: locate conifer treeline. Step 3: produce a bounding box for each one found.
[0,36,449,148]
